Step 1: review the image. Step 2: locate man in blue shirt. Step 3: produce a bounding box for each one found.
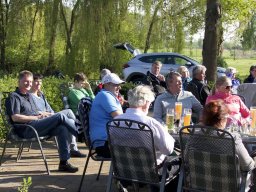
[89,73,124,157]
[6,70,79,173]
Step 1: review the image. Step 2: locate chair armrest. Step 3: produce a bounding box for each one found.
[250,149,256,158]
[13,123,40,138]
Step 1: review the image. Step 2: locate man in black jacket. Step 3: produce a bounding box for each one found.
[186,65,210,106]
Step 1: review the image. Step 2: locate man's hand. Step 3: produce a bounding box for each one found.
[157,74,165,81]
[38,111,53,118]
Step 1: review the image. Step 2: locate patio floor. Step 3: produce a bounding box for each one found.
[0,141,111,192]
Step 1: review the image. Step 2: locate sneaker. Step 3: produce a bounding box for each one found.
[70,150,87,158]
[58,162,78,173]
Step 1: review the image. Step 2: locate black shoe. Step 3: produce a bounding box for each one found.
[70,150,87,158]
[58,162,78,173]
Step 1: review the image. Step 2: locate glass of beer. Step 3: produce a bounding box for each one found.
[166,108,175,131]
[183,108,192,126]
[175,102,182,120]
[250,106,256,136]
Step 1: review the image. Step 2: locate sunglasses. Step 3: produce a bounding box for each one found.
[225,85,233,89]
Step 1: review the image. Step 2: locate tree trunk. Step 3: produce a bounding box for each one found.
[202,0,221,82]
[144,1,162,53]
[24,0,39,69]
[46,0,60,74]
[0,0,9,71]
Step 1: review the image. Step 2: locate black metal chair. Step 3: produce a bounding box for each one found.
[106,119,177,192]
[78,97,111,192]
[177,125,252,192]
[0,92,57,175]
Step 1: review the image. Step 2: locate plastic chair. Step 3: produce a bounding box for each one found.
[177,125,252,192]
[78,97,111,192]
[106,119,178,192]
[0,92,57,175]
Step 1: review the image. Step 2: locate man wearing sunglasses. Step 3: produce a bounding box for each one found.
[89,73,124,158]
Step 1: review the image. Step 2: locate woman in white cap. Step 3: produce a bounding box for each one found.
[225,67,240,93]
[206,76,250,126]
[89,73,125,157]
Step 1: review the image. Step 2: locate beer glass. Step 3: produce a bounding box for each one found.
[183,108,192,126]
[166,108,175,131]
[250,106,256,136]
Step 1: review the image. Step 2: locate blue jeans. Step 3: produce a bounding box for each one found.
[57,109,78,151]
[24,113,77,161]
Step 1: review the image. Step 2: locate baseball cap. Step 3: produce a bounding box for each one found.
[102,73,125,85]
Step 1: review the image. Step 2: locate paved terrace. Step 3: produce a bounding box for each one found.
[0,141,112,192]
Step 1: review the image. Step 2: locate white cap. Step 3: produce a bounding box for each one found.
[100,68,111,79]
[102,73,125,85]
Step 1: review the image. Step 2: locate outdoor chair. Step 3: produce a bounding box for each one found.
[78,97,111,192]
[0,92,57,175]
[237,83,256,108]
[177,125,252,192]
[106,119,179,192]
[59,82,73,109]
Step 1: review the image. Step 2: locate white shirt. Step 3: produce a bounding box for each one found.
[115,108,175,165]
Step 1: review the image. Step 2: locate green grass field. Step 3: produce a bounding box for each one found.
[181,48,256,81]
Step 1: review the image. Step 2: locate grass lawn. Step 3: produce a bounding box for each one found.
[181,48,256,81]
[225,58,256,80]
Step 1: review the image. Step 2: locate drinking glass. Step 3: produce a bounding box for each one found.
[183,108,192,126]
[175,102,182,120]
[250,107,256,136]
[166,108,175,131]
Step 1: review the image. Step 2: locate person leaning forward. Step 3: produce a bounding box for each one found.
[5,70,79,173]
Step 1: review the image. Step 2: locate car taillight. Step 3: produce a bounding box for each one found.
[123,63,130,69]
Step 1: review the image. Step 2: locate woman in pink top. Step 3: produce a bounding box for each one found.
[206,76,250,126]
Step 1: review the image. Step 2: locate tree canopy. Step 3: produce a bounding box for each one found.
[0,0,255,78]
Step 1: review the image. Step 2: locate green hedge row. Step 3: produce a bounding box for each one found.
[0,76,135,140]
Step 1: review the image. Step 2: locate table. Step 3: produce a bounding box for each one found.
[169,130,256,154]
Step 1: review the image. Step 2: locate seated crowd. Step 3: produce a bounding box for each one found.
[6,64,256,190]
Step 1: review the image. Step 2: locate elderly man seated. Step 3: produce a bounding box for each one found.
[6,70,79,173]
[153,71,203,124]
[115,85,179,191]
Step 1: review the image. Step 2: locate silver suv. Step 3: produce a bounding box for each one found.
[114,43,226,84]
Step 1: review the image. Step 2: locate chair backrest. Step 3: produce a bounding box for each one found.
[106,119,159,184]
[77,97,93,146]
[0,92,16,137]
[59,82,73,109]
[237,83,256,108]
[179,125,241,192]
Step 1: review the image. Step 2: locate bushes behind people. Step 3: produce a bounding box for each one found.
[0,75,71,140]
[0,75,135,140]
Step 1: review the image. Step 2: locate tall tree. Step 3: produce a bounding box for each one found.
[0,0,10,71]
[46,0,61,74]
[202,0,221,82]
[24,0,40,69]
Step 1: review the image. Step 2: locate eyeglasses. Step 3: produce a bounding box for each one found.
[225,85,233,89]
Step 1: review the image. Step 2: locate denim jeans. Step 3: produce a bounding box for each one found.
[57,109,78,151]
[24,112,77,160]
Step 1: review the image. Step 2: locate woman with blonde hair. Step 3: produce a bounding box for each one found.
[206,76,250,126]
[177,66,191,90]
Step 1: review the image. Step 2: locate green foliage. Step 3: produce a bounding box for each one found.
[119,82,136,100]
[18,177,32,192]
[217,56,228,68]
